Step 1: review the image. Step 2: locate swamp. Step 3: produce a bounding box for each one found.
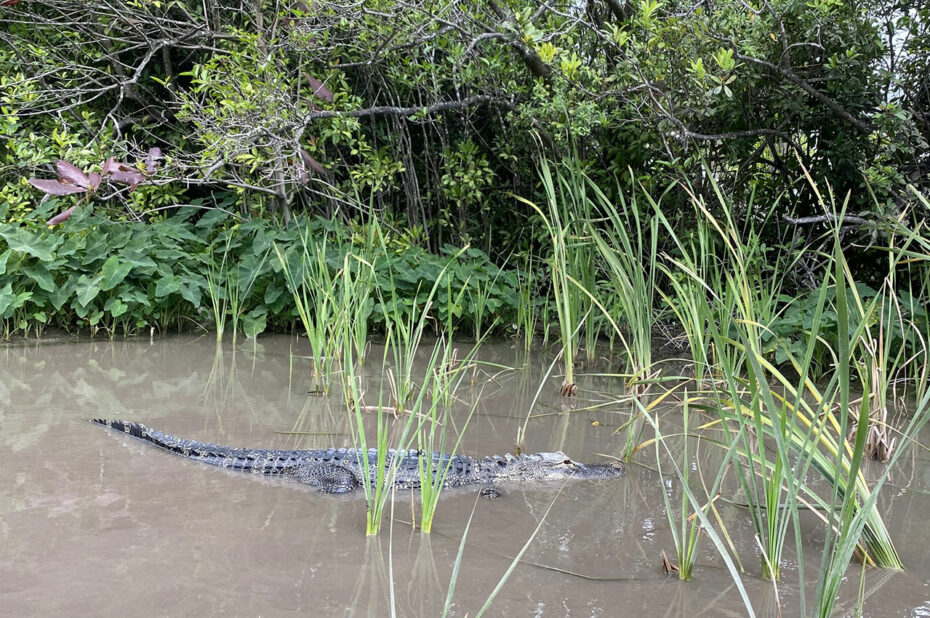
[1,0,930,615]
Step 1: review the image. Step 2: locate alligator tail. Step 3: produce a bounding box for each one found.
[91,418,220,457]
[90,418,301,474]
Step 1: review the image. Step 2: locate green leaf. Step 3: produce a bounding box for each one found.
[264,283,284,305]
[243,308,267,338]
[196,209,229,231]
[104,296,128,317]
[100,256,133,291]
[49,276,77,310]
[23,264,55,292]
[0,249,11,276]
[155,275,180,298]
[179,280,202,307]
[75,274,102,307]
[0,226,54,261]
[81,234,110,266]
[0,283,13,317]
[119,249,158,272]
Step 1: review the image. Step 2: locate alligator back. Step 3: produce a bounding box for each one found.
[90,419,471,482]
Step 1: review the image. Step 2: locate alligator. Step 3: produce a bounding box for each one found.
[91,419,624,494]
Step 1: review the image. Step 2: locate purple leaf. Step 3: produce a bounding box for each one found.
[101,157,146,188]
[145,147,162,174]
[86,172,101,191]
[101,157,117,176]
[300,149,326,175]
[55,161,91,188]
[27,179,87,196]
[304,73,333,103]
[47,206,76,227]
[108,169,145,188]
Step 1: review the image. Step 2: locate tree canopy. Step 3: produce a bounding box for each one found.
[1,0,927,250]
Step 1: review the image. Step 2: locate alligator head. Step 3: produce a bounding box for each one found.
[488,451,624,481]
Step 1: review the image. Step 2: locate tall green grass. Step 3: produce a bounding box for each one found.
[521,158,663,393]
[275,227,340,390]
[340,336,417,536]
[654,394,705,580]
[412,336,483,533]
[635,175,930,615]
[583,172,659,382]
[516,158,589,396]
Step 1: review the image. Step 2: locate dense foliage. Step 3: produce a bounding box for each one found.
[2,1,927,252]
[0,203,521,339]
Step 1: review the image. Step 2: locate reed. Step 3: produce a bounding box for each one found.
[274,225,339,390]
[514,249,541,351]
[636,394,755,612]
[440,496,480,618]
[379,245,468,413]
[413,336,483,533]
[654,394,699,580]
[515,157,588,396]
[464,262,508,342]
[582,171,659,381]
[205,234,232,342]
[653,209,715,385]
[810,224,930,616]
[623,171,930,618]
[340,336,418,537]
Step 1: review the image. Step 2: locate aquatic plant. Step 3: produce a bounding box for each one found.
[412,336,483,533]
[339,337,418,537]
[582,170,659,382]
[654,395,705,580]
[515,157,590,396]
[274,228,340,388]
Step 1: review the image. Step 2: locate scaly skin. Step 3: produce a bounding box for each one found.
[91,419,624,493]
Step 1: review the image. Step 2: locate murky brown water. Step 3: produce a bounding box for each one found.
[1,335,929,616]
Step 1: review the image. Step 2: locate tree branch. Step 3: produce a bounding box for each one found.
[731,49,874,133]
[302,94,510,122]
[783,213,870,226]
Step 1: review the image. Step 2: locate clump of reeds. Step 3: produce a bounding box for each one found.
[642,172,930,615]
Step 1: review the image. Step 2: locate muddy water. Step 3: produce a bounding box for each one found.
[1,336,930,616]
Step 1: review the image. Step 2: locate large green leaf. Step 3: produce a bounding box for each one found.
[0,227,54,261]
[104,296,128,317]
[80,233,110,266]
[264,283,284,305]
[155,274,180,298]
[179,278,203,307]
[100,256,133,291]
[49,275,78,310]
[75,274,102,307]
[0,249,12,276]
[243,307,267,338]
[0,283,13,317]
[120,249,157,272]
[23,264,56,293]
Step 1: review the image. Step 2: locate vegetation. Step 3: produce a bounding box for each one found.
[0,206,521,340]
[2,1,927,249]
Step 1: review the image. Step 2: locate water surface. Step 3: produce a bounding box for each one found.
[1,336,929,616]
